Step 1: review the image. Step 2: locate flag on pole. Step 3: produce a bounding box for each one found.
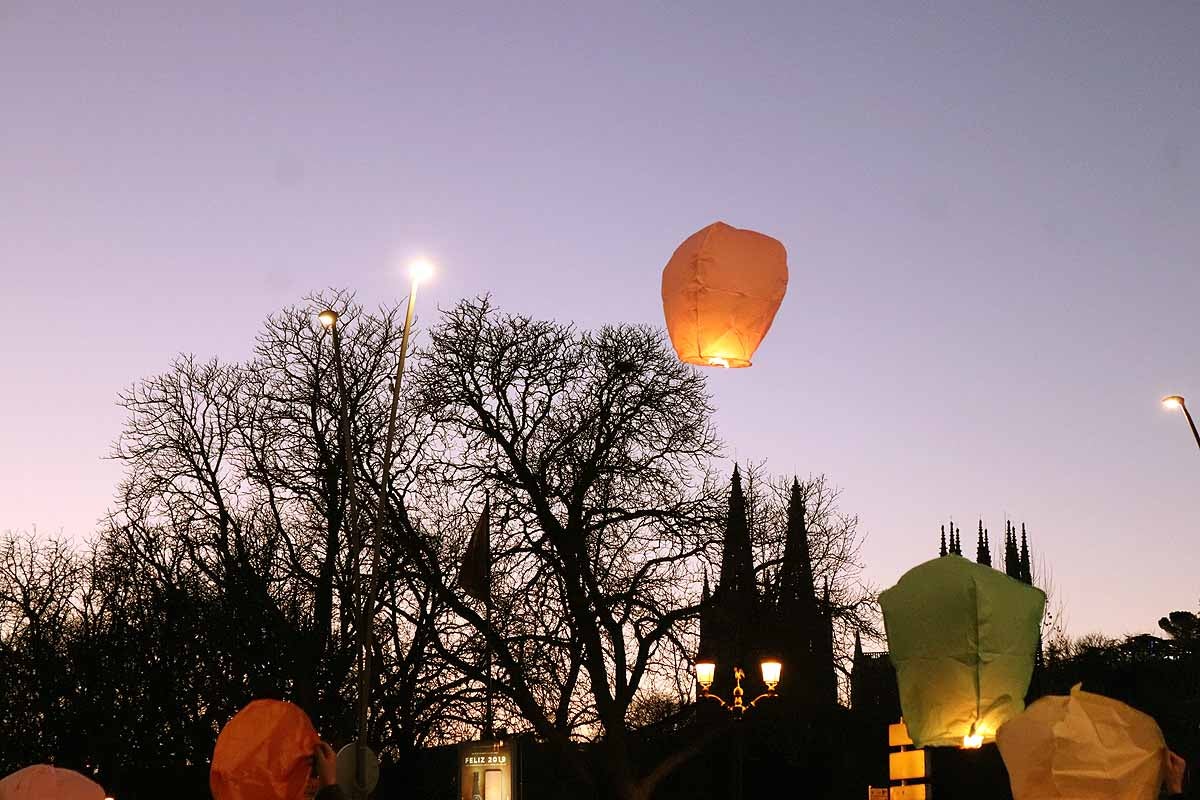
[457,496,490,603]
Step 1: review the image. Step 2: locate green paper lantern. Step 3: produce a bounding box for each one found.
[879,555,1046,748]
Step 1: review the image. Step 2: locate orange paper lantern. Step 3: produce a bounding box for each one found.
[210,700,319,800]
[661,221,788,368]
[0,765,105,800]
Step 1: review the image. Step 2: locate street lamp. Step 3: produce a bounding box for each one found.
[1162,395,1200,452]
[353,258,433,799]
[409,257,435,286]
[317,303,365,796]
[318,306,358,543]
[694,659,781,718]
[316,258,436,799]
[695,659,781,800]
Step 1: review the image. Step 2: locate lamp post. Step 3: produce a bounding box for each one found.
[694,659,781,800]
[318,258,434,799]
[694,659,781,717]
[318,307,359,558]
[354,259,430,793]
[318,308,369,789]
[1162,395,1200,452]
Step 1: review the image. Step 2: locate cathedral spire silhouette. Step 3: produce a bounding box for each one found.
[718,465,756,599]
[934,518,1038,577]
[1019,524,1032,584]
[976,520,993,567]
[779,478,817,611]
[698,467,761,701]
[1005,521,1021,578]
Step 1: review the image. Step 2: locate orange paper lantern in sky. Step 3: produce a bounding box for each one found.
[210,700,319,800]
[661,221,789,368]
[0,765,105,800]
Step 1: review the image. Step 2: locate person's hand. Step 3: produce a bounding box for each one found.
[1166,750,1187,795]
[314,741,338,789]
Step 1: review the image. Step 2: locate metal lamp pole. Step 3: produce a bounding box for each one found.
[354,260,432,798]
[319,309,361,598]
[694,661,781,800]
[1162,395,1200,452]
[319,309,359,530]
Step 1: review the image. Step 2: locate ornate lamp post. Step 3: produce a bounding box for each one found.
[694,659,781,800]
[694,659,782,717]
[1162,395,1200,452]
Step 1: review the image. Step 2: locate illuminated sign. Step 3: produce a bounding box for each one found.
[463,755,508,766]
[459,739,518,800]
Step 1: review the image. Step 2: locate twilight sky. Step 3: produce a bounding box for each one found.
[2,2,1198,637]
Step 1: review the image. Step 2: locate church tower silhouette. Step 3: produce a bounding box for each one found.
[698,468,838,710]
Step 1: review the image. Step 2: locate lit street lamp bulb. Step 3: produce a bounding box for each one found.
[1162,395,1185,410]
[318,309,339,329]
[695,661,716,690]
[760,660,782,690]
[409,258,435,285]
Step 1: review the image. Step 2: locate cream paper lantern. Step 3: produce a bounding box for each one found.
[997,685,1169,800]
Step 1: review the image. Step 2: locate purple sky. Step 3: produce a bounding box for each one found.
[3,2,1198,637]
